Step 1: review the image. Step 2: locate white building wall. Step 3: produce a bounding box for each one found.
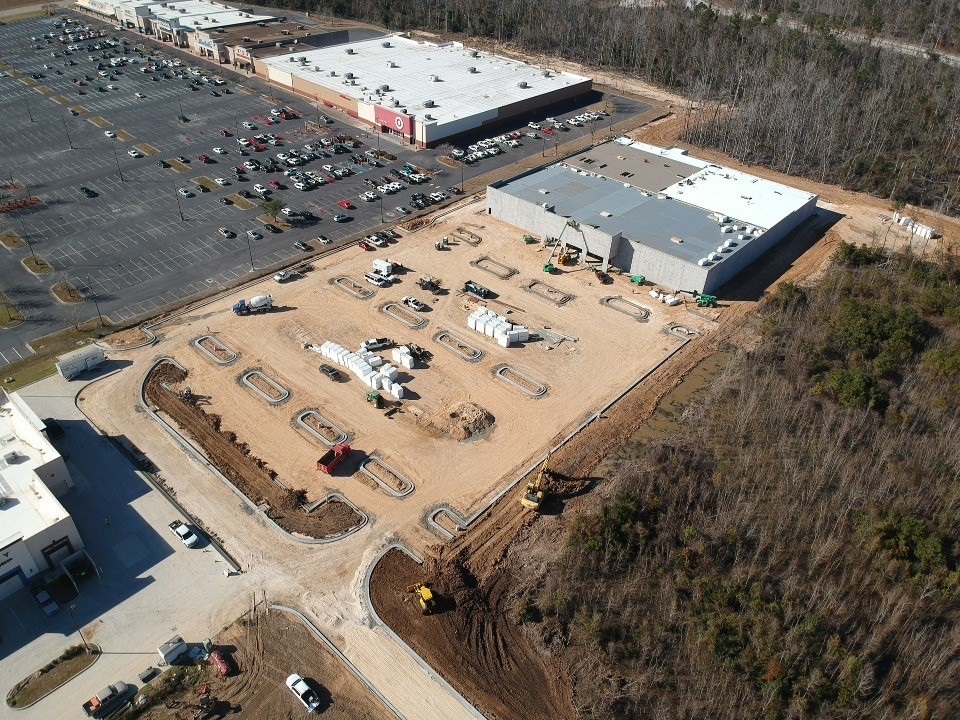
[3,392,72,497]
[700,194,818,293]
[266,66,293,87]
[0,539,40,600]
[425,107,498,145]
[24,513,83,571]
[613,241,709,292]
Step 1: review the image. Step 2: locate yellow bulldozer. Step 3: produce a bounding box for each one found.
[406,583,436,615]
[520,454,552,511]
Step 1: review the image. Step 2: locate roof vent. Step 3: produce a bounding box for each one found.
[518,81,529,88]
[345,47,356,54]
[470,50,479,57]
[429,74,440,82]
[538,188,549,194]
[424,113,433,120]
[671,236,683,244]
[542,70,551,77]
[599,211,612,217]
[542,202,554,211]
[382,41,391,47]
[380,84,390,91]
[344,71,354,79]
[299,56,306,61]
[386,60,396,68]
[392,98,400,107]
[314,66,320,71]
[423,99,435,108]
[468,66,477,73]
[329,70,336,76]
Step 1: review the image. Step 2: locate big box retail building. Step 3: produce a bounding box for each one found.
[488,138,819,294]
[256,35,592,147]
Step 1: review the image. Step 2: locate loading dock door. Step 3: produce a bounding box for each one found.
[0,569,25,599]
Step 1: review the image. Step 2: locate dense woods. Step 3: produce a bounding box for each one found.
[519,245,960,718]
[267,0,960,216]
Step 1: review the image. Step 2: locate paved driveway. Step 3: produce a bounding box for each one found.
[0,369,239,720]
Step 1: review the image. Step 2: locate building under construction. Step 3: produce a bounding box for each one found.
[487,138,818,294]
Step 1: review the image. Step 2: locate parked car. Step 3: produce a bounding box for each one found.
[402,296,426,311]
[218,227,235,238]
[333,214,351,223]
[361,338,392,351]
[319,364,341,381]
[209,650,236,677]
[286,674,321,712]
[32,585,59,615]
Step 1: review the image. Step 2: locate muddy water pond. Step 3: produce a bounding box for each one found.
[594,350,733,475]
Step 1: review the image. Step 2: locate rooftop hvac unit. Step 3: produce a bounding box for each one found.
[288,55,296,60]
[299,56,306,61]
[599,211,612,217]
[429,74,440,82]
[386,60,395,68]
[345,71,354,79]
[423,99,435,107]
[392,98,400,107]
[698,258,711,266]
[382,40,391,47]
[470,50,479,57]
[671,236,683,244]
[293,39,298,44]
[329,70,336,76]
[542,202,554,211]
[468,66,477,73]
[542,70,551,77]
[314,66,321,71]
[518,81,529,88]
[424,113,433,120]
[538,188,549,194]
[345,47,356,54]
[380,84,390,91]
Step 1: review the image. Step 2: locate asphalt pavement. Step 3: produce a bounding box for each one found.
[0,11,648,367]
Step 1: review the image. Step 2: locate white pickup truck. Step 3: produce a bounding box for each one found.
[169,520,199,548]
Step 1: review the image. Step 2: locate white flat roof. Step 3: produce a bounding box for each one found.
[0,400,69,543]
[133,0,273,30]
[261,35,591,128]
[618,138,815,230]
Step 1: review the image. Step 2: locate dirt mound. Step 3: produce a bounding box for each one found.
[370,549,573,720]
[144,361,362,539]
[439,402,494,441]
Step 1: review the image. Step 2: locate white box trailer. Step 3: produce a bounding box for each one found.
[56,344,106,380]
[158,635,188,664]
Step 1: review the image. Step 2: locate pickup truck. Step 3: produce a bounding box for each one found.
[169,520,199,547]
[82,682,133,718]
[317,444,350,474]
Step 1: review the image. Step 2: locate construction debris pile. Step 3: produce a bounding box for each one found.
[443,402,494,441]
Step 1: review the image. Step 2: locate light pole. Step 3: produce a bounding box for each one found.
[61,113,75,149]
[460,163,464,193]
[245,232,255,272]
[24,97,34,123]
[172,184,187,221]
[66,603,91,652]
[110,143,125,182]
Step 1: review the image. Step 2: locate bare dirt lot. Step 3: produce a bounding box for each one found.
[129,201,705,544]
[144,361,362,539]
[134,610,392,720]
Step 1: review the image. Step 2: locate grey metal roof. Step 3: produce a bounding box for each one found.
[566,143,701,192]
[502,164,759,264]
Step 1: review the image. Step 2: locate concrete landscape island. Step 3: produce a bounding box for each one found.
[1,0,957,719]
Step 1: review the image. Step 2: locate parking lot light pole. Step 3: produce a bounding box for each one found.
[172,186,187,221]
[245,233,255,272]
[24,97,35,123]
[110,144,125,182]
[66,603,91,653]
[61,113,75,150]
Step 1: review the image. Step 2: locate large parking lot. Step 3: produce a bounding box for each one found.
[0,11,650,366]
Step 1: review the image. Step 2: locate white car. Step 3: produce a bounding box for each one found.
[286,674,321,712]
[170,520,199,547]
[280,207,298,217]
[243,160,258,170]
[270,108,282,117]
[127,149,141,158]
[106,84,117,90]
[134,92,145,98]
[395,205,410,215]
[242,121,256,130]
[246,230,261,240]
[429,192,447,202]
[293,182,309,191]
[253,184,268,193]
[178,188,193,197]
[104,130,116,138]
[218,227,235,238]
[276,152,289,161]
[402,296,426,311]
[214,177,229,186]
[237,138,251,147]
[213,147,227,154]
[527,122,541,129]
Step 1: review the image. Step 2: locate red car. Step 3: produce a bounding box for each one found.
[358,241,373,251]
[337,199,354,210]
[220,128,231,137]
[198,154,210,163]
[254,144,266,152]
[209,649,236,677]
[325,175,336,183]
[268,180,283,190]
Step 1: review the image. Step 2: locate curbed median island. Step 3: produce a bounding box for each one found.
[6,644,100,709]
[143,361,362,539]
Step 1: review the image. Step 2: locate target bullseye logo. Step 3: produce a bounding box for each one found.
[395,117,404,130]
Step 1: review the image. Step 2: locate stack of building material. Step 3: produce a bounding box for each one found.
[466,307,528,347]
[392,346,415,369]
[315,341,404,395]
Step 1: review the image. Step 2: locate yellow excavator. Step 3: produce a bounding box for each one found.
[406,583,436,615]
[520,454,552,511]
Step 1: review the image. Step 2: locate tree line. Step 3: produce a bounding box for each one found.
[261,0,959,217]
[516,245,960,718]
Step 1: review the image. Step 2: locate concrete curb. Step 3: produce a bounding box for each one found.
[6,645,102,711]
[137,357,369,546]
[423,328,692,537]
[95,325,158,353]
[359,542,488,720]
[268,604,406,719]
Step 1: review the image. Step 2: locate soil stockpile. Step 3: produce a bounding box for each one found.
[144,361,361,539]
[436,401,495,441]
